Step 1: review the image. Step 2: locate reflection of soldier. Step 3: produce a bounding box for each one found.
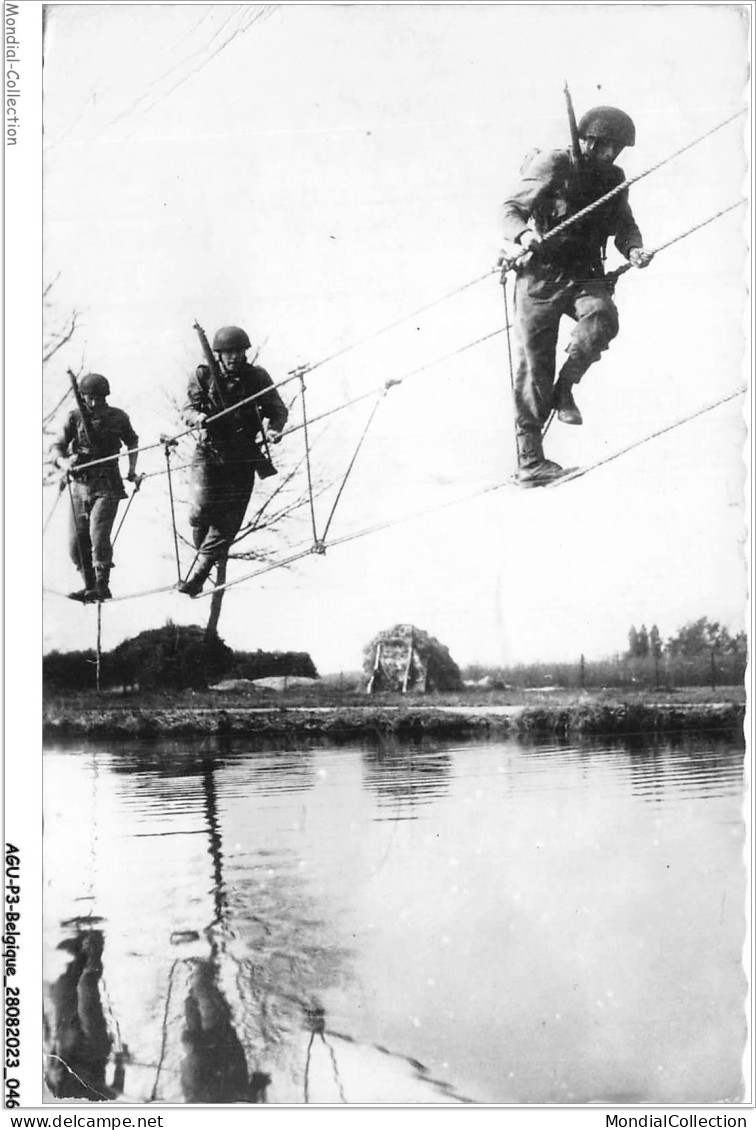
[46,930,125,1101]
[180,958,271,1103]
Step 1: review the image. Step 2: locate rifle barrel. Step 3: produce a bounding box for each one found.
[67,368,95,449]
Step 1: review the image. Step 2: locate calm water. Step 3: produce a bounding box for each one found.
[43,733,746,1105]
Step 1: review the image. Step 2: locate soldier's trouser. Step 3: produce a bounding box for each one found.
[512,274,619,438]
[188,455,256,567]
[67,483,120,573]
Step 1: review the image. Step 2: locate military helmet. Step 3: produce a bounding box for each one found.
[578,106,636,148]
[79,372,110,397]
[212,325,251,352]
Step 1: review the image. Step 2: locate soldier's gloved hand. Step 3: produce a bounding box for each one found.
[498,238,525,271]
[629,247,654,269]
[519,230,542,253]
[510,229,542,268]
[192,412,208,440]
[267,428,283,445]
[55,455,78,477]
[126,470,144,485]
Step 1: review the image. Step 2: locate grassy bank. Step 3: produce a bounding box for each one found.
[42,686,746,741]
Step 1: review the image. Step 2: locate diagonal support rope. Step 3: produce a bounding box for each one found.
[281,327,508,441]
[320,384,394,546]
[604,198,746,287]
[545,384,747,487]
[162,439,183,584]
[540,198,747,440]
[65,473,88,585]
[44,484,64,533]
[298,270,498,378]
[297,371,320,547]
[499,273,520,469]
[111,475,145,550]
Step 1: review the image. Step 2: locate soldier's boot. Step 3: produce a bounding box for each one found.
[515,431,568,489]
[68,566,98,603]
[177,556,215,598]
[94,565,112,602]
[552,377,583,425]
[554,352,589,425]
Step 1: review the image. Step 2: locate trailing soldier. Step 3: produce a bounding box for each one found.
[51,372,139,602]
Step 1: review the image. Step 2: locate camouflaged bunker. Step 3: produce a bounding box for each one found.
[363,624,463,694]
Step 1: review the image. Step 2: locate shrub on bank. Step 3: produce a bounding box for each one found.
[43,627,320,692]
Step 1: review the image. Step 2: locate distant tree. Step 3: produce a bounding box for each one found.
[665,617,730,660]
[648,624,663,688]
[627,626,639,659]
[730,631,748,659]
[664,617,747,689]
[636,625,649,659]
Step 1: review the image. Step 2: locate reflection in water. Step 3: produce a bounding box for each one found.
[45,924,126,1101]
[178,959,270,1103]
[361,744,452,816]
[155,762,271,1103]
[44,734,745,1104]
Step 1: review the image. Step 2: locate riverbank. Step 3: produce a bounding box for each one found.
[42,687,746,740]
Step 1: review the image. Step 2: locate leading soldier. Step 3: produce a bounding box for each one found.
[178,325,289,597]
[500,106,654,487]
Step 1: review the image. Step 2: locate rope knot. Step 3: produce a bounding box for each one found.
[311,540,327,556]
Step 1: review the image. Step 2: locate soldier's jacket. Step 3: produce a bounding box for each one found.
[52,406,138,499]
[182,361,289,466]
[501,148,643,281]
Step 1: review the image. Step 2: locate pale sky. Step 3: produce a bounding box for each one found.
[36,2,751,675]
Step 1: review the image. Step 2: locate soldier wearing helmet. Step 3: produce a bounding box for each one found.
[51,373,139,602]
[500,105,654,487]
[178,325,288,597]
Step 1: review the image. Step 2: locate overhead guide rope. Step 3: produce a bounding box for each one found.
[55,106,745,483]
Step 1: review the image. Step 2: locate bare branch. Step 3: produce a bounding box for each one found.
[43,387,73,426]
[43,273,62,301]
[43,310,81,364]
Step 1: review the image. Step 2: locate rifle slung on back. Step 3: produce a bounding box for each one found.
[192,320,277,478]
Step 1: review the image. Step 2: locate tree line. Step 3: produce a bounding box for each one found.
[463,617,747,691]
[624,617,747,687]
[43,623,318,692]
